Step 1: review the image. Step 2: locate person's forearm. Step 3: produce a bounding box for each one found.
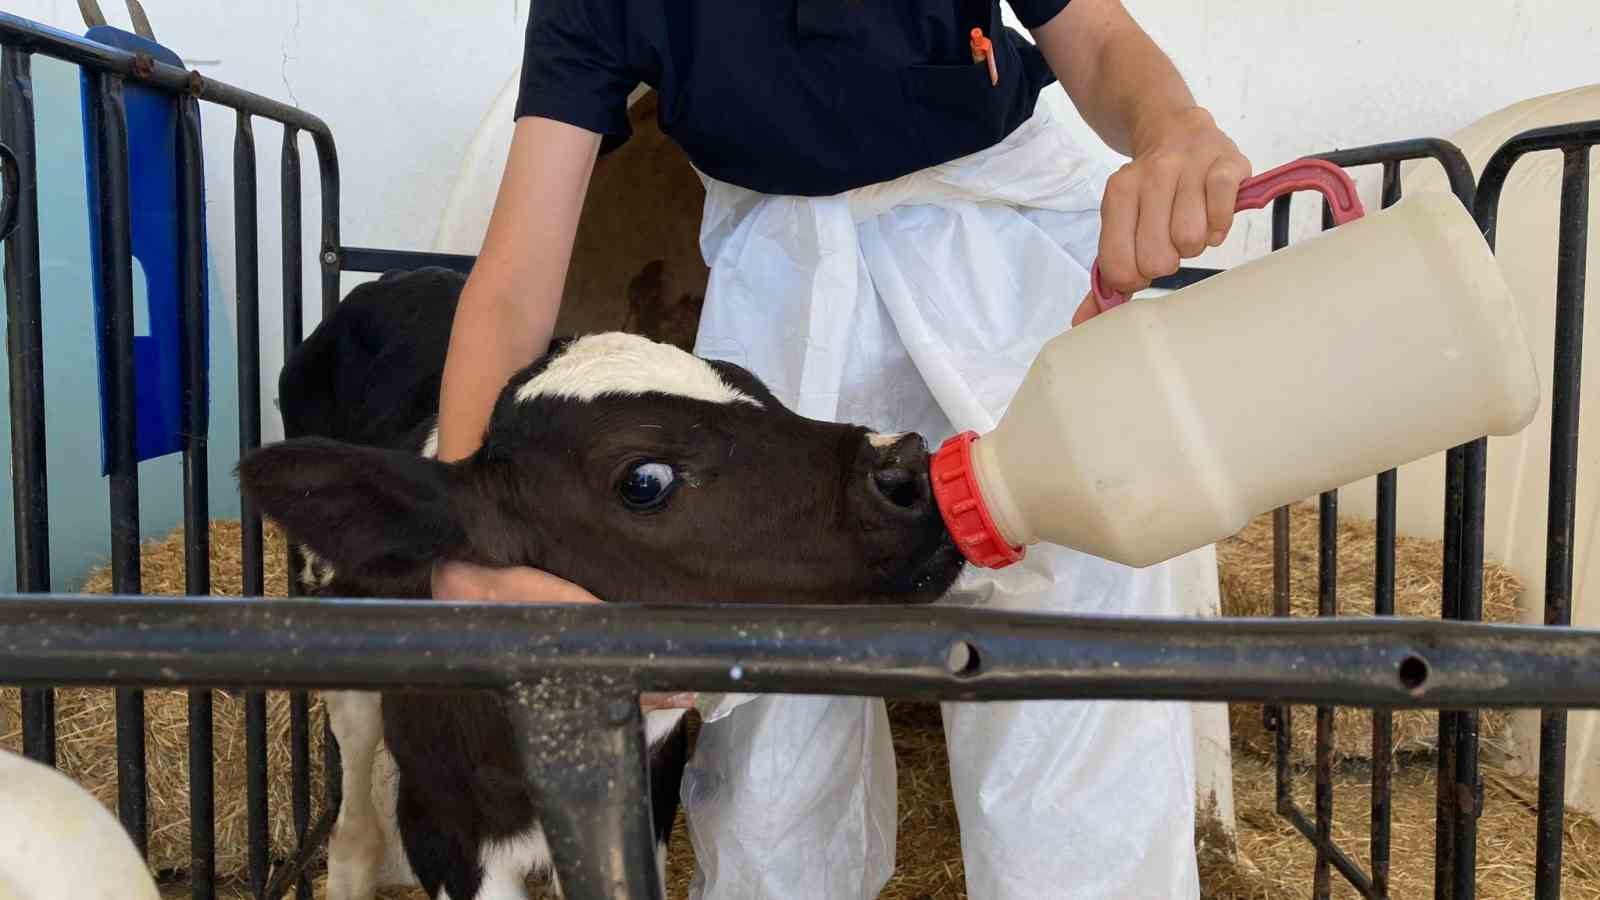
[1034,0,1201,158]
[435,283,555,461]
[434,117,601,462]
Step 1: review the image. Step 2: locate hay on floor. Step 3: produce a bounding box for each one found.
[1218,503,1523,766]
[342,700,1600,900]
[0,520,328,884]
[1202,754,1600,899]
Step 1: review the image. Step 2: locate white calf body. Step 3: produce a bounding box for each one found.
[0,748,160,900]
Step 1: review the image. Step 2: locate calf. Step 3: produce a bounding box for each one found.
[0,748,161,900]
[237,268,963,900]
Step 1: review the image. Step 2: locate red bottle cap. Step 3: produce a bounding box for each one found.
[930,430,1024,569]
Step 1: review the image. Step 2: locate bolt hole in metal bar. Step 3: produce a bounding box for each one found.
[0,13,343,899]
[1474,119,1600,900]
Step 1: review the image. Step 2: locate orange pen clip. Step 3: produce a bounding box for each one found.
[969,27,998,86]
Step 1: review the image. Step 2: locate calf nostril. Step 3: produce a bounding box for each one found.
[872,466,924,510]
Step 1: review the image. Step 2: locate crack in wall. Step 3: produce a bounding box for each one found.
[280,0,302,107]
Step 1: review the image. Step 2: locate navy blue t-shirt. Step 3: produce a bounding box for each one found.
[515,1,1072,197]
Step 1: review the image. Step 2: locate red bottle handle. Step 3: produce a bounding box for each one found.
[1087,157,1366,310]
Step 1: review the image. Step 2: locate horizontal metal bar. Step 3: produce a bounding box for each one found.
[6,596,1600,708]
[337,245,476,275]
[1315,137,1476,211]
[0,12,332,137]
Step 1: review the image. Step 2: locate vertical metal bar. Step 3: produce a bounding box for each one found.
[291,691,312,900]
[1310,198,1340,900]
[1535,146,1590,900]
[1443,146,1489,897]
[1268,195,1294,820]
[1271,504,1293,807]
[1371,160,1402,900]
[281,125,302,353]
[1373,465,1397,898]
[281,123,313,900]
[176,94,215,900]
[1437,144,1479,900]
[311,129,343,819]
[235,111,271,899]
[1436,445,1465,899]
[312,130,339,319]
[88,69,147,858]
[1314,489,1338,900]
[506,683,666,900]
[1,47,55,767]
[245,690,269,897]
[1452,438,1486,900]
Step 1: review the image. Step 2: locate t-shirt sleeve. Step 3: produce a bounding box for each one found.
[1006,0,1072,30]
[514,0,636,146]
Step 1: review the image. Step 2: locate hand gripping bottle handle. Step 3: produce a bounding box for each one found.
[1089,158,1366,312]
[933,158,1367,569]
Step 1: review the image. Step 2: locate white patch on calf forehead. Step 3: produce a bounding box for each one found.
[514,332,761,408]
[867,431,906,448]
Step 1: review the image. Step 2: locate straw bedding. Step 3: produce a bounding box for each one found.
[1217,503,1523,767]
[0,520,330,883]
[187,698,1600,900]
[27,516,1598,899]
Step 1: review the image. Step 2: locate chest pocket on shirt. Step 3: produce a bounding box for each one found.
[901,58,1010,160]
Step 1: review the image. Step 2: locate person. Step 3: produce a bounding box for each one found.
[430,2,1248,897]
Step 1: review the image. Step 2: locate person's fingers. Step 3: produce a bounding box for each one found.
[1071,292,1102,327]
[1097,164,1144,295]
[640,692,698,712]
[1170,166,1210,259]
[1203,153,1251,247]
[431,559,600,604]
[1134,154,1183,283]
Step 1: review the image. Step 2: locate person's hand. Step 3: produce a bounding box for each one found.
[1073,106,1250,326]
[431,559,697,714]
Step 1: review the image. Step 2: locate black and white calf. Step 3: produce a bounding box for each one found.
[237,268,964,900]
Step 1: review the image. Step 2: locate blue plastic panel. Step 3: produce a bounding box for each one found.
[79,24,208,473]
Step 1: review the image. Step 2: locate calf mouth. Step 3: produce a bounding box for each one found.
[871,528,965,604]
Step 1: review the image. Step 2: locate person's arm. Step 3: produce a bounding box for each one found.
[434,116,600,463]
[429,115,604,605]
[1027,0,1251,313]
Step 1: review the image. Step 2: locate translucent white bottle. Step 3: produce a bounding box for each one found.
[931,159,1541,570]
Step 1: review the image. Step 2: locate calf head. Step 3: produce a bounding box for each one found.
[238,331,963,605]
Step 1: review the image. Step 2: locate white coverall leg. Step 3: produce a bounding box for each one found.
[681,100,1214,900]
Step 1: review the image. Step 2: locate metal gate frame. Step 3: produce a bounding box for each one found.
[1,11,1597,900]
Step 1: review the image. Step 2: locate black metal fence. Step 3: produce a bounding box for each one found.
[1,10,1597,900]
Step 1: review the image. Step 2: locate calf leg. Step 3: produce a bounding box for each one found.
[324,690,387,900]
[394,778,495,900]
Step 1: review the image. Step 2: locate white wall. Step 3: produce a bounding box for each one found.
[8,0,1594,437]
[1025,0,1600,267]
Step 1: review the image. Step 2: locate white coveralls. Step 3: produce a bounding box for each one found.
[682,99,1218,899]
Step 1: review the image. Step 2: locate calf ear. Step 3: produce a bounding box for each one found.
[235,437,465,580]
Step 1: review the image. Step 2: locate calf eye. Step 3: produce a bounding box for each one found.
[618,461,677,510]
